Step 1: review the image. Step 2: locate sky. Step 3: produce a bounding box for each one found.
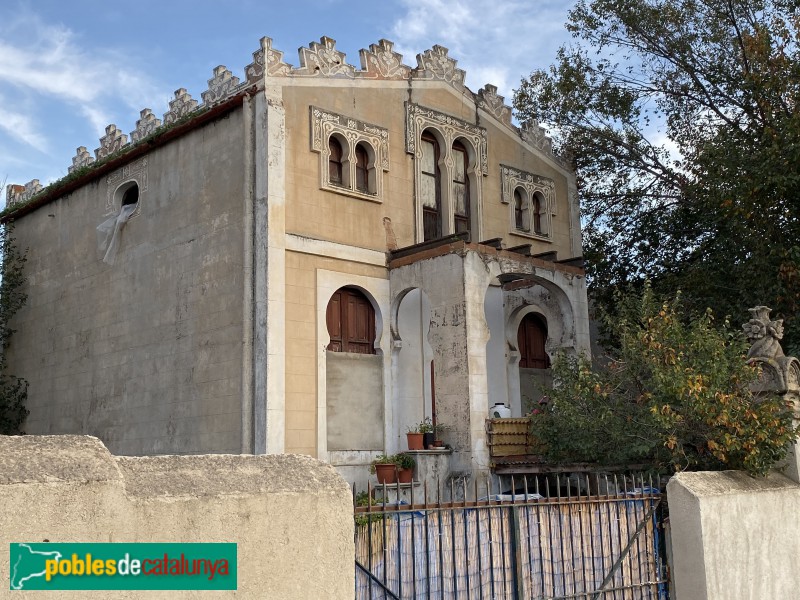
[0,0,575,204]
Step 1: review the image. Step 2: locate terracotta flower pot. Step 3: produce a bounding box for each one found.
[406,432,424,451]
[397,467,413,484]
[374,463,397,485]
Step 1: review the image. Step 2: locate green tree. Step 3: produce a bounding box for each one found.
[532,286,796,476]
[0,224,28,434]
[514,0,800,351]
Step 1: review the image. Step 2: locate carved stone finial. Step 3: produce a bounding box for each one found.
[477,84,512,126]
[295,36,355,77]
[5,180,43,207]
[744,306,800,394]
[163,88,199,126]
[744,306,785,360]
[68,146,95,173]
[95,125,128,160]
[414,45,465,89]
[201,65,241,105]
[245,37,291,82]
[357,39,410,79]
[130,109,162,143]
[521,120,553,154]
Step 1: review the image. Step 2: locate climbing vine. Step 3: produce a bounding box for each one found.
[0,224,28,434]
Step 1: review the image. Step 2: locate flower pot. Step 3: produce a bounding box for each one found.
[397,467,413,484]
[423,432,435,449]
[374,463,397,485]
[406,432,424,451]
[433,440,444,448]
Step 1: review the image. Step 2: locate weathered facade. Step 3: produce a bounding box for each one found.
[4,36,590,486]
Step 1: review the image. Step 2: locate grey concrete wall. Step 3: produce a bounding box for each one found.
[326,352,383,451]
[0,435,353,599]
[7,110,246,455]
[668,470,800,600]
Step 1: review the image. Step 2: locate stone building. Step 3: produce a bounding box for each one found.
[3,36,590,486]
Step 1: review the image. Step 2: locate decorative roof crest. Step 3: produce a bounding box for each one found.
[520,120,553,154]
[202,65,241,105]
[245,37,292,82]
[294,36,355,77]
[5,180,42,207]
[68,146,95,173]
[130,109,162,144]
[163,88,199,126]
[414,45,465,90]
[477,84,512,127]
[357,39,410,79]
[95,125,128,160]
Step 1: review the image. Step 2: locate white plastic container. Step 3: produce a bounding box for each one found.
[490,403,511,418]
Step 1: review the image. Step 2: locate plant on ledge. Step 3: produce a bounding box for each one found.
[0,225,28,434]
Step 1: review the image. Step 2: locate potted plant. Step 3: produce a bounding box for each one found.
[419,417,435,449]
[369,454,397,484]
[432,421,447,448]
[406,424,424,451]
[394,453,416,484]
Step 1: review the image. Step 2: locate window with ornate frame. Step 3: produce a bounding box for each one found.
[310,106,389,202]
[500,165,555,240]
[406,103,487,242]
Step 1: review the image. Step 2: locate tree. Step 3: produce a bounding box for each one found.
[531,286,796,476]
[0,224,28,434]
[514,0,800,351]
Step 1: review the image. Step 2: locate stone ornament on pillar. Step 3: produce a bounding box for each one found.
[163,88,199,126]
[743,306,800,394]
[95,125,129,161]
[201,66,241,105]
[68,147,95,174]
[130,109,162,143]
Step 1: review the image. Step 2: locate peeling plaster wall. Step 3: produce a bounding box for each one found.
[7,112,246,456]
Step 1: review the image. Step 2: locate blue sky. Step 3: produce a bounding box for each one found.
[0,0,574,203]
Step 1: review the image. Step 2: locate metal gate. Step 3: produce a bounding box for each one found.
[354,474,669,600]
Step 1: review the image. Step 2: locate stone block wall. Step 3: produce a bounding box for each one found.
[0,435,354,599]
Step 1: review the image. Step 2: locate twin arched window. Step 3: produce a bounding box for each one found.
[327,136,375,195]
[420,130,474,241]
[514,188,545,235]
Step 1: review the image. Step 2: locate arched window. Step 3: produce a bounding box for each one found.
[452,140,470,234]
[329,137,344,186]
[420,131,442,240]
[514,188,529,232]
[518,313,550,369]
[122,184,139,206]
[532,193,543,234]
[355,143,370,193]
[326,287,376,354]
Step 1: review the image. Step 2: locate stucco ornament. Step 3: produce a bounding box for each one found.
[5,180,43,207]
[95,125,129,160]
[295,37,355,77]
[163,88,199,126]
[130,109,162,144]
[245,37,291,81]
[744,306,800,394]
[414,45,465,90]
[477,85,512,127]
[201,66,241,105]
[358,39,410,79]
[68,147,95,174]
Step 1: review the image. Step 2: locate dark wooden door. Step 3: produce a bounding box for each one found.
[518,313,550,369]
[326,288,376,354]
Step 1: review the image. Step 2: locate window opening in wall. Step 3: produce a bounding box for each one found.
[532,193,543,234]
[420,132,442,241]
[326,287,376,354]
[514,188,529,232]
[355,143,370,193]
[329,137,344,186]
[121,184,139,206]
[452,140,470,234]
[518,313,550,369]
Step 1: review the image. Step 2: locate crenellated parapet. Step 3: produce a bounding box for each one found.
[5,180,43,208]
[8,35,572,210]
[68,146,95,174]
